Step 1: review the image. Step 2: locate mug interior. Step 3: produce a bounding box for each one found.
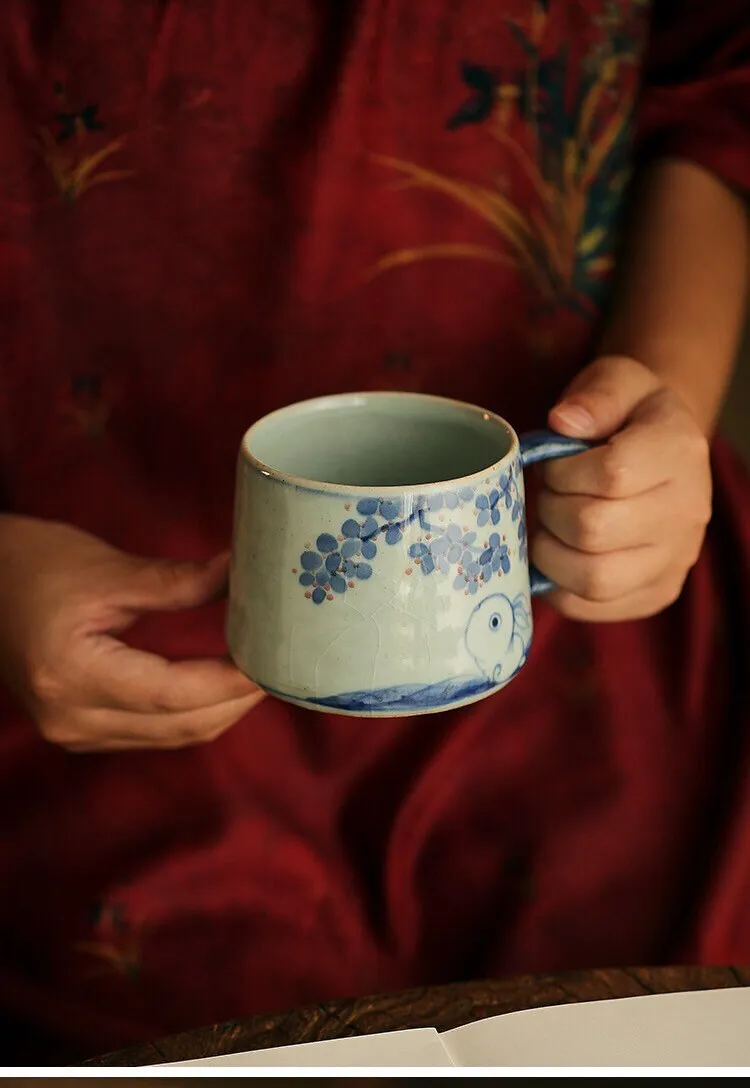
[245,393,514,488]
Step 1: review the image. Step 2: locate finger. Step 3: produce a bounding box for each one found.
[109,552,232,615]
[544,390,705,499]
[47,690,266,753]
[536,482,683,553]
[531,528,672,602]
[84,637,260,714]
[548,355,662,440]
[544,575,688,623]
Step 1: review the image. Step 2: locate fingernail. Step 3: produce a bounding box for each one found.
[552,403,596,436]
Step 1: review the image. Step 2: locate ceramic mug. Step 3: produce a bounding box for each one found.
[227,392,588,716]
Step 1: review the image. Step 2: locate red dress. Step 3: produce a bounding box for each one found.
[0,0,749,1065]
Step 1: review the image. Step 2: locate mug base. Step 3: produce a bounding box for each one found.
[252,675,513,718]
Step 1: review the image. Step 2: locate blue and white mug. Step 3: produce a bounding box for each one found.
[227,392,587,716]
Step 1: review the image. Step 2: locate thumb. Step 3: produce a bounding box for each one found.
[548,355,662,439]
[123,550,233,613]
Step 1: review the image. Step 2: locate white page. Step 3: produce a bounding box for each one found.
[160,1027,453,1068]
[442,987,750,1067]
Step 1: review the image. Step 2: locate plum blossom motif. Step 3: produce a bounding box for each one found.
[294,468,526,604]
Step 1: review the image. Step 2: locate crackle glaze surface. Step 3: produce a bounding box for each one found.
[227,395,532,716]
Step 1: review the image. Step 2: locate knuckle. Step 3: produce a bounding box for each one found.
[576,502,610,552]
[579,556,617,602]
[684,427,710,465]
[676,523,706,568]
[548,590,591,622]
[659,573,689,615]
[27,660,66,704]
[37,715,80,749]
[160,559,192,584]
[132,557,190,602]
[152,561,185,597]
[149,663,194,714]
[158,559,203,591]
[599,443,629,498]
[150,686,185,715]
[673,487,711,538]
[695,493,713,530]
[646,577,686,617]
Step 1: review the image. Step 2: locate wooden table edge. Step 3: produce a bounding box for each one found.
[82,964,750,1066]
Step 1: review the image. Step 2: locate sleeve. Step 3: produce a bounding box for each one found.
[636,0,750,195]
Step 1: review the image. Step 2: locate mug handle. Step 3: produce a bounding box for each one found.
[519,429,593,597]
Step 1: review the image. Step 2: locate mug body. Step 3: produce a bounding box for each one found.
[227,392,533,716]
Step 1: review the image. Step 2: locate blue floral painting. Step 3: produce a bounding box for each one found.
[293,464,527,604]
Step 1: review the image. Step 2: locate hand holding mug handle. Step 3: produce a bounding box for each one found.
[519,430,593,596]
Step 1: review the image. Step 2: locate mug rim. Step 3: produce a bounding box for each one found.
[240,390,520,496]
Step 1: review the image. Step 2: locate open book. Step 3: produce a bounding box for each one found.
[163,987,750,1068]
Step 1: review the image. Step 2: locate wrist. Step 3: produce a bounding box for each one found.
[599,158,748,438]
